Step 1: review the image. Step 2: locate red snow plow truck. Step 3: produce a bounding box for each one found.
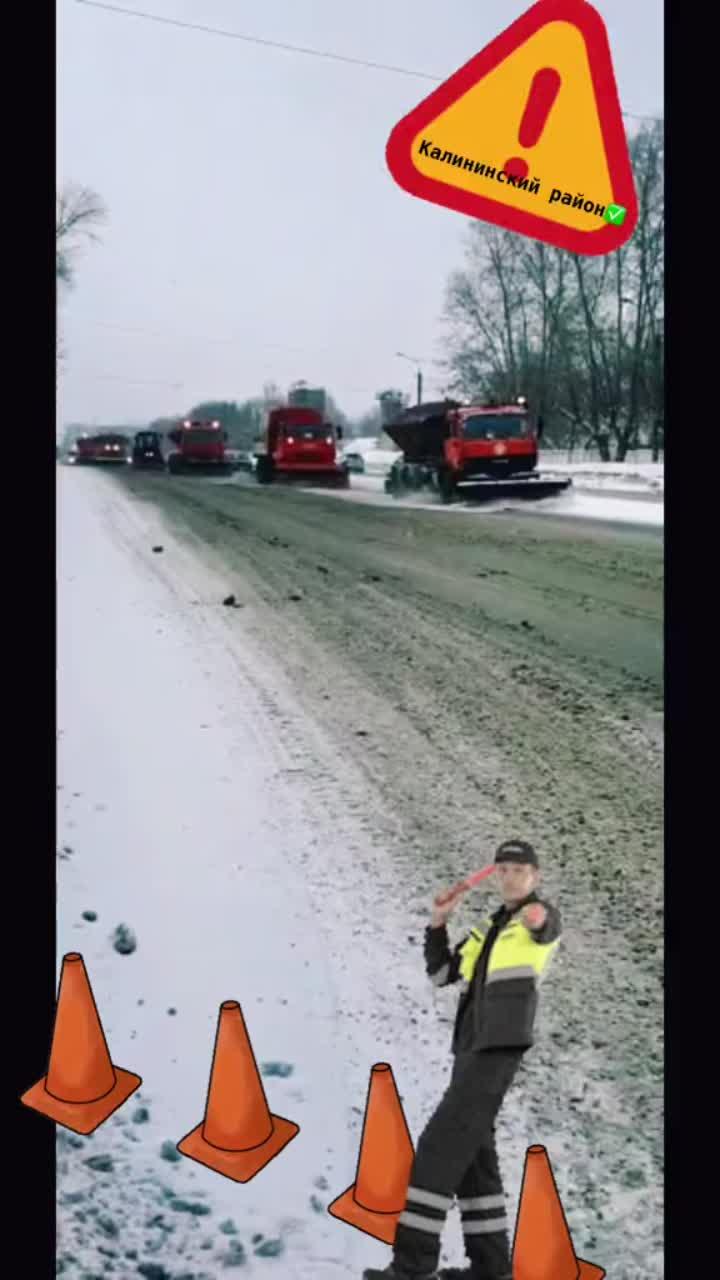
[254,405,349,488]
[167,419,232,475]
[383,397,571,503]
[74,432,130,465]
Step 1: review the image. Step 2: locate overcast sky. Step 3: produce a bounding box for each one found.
[57,0,663,429]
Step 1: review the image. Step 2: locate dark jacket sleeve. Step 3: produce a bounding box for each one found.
[528,900,561,945]
[424,925,467,987]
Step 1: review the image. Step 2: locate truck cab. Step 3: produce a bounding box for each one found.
[75,432,130,464]
[255,407,348,487]
[167,419,230,474]
[446,400,541,479]
[131,430,165,469]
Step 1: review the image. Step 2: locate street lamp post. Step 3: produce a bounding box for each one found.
[395,352,424,406]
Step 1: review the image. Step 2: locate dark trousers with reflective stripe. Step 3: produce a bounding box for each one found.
[393,1049,522,1278]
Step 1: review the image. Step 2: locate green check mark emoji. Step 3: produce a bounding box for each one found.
[604,204,627,226]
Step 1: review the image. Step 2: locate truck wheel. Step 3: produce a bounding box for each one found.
[256,457,273,484]
[438,470,456,503]
[168,455,181,475]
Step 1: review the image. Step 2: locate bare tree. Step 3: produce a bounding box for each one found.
[56,183,108,288]
[568,122,664,459]
[440,120,664,458]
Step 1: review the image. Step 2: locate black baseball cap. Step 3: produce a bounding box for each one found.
[495,839,539,868]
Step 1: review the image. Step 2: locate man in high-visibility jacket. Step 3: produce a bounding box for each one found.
[363,839,561,1280]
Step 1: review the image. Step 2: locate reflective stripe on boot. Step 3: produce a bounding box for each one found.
[391,1183,453,1277]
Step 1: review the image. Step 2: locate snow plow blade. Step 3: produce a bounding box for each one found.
[459,476,572,503]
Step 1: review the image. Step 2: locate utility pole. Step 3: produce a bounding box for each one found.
[396,351,425,407]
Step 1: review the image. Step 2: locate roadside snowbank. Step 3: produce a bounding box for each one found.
[303,472,664,529]
[505,489,664,528]
[539,459,664,495]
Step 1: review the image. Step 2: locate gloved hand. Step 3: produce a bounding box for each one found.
[521,903,547,930]
[431,883,468,927]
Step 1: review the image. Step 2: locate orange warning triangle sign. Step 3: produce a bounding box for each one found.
[386,0,638,255]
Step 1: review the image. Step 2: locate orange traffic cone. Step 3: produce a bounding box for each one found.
[512,1145,606,1279]
[20,952,142,1134]
[328,1062,415,1244]
[177,1000,299,1182]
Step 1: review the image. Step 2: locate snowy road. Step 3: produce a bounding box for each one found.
[56,468,487,1277]
[56,467,663,1279]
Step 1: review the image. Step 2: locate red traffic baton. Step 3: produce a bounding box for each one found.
[438,864,496,904]
[462,864,497,890]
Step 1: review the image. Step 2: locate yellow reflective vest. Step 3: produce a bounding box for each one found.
[459,915,559,985]
[426,897,561,1051]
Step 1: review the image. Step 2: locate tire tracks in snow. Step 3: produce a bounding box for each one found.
[70,470,663,1278]
[59,471,482,1275]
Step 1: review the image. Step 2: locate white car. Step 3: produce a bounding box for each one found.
[343,452,366,474]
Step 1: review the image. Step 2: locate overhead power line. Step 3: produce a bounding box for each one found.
[66,372,185,387]
[73,317,449,368]
[74,0,662,123]
[87,318,335,357]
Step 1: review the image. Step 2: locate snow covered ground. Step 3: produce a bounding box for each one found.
[339,441,663,527]
[538,457,664,496]
[302,471,663,529]
[56,469,516,1278]
[500,488,664,528]
[56,468,662,1279]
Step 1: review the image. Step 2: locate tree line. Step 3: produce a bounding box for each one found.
[440,121,664,460]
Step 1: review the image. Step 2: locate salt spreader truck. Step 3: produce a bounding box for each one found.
[254,406,349,488]
[383,397,571,503]
[167,419,232,475]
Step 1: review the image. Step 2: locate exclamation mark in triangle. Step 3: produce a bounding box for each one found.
[504,67,562,181]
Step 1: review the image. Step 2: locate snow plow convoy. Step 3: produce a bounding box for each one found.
[66,392,572,512]
[383,398,572,503]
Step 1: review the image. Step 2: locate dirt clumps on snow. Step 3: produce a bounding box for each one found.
[112,923,137,955]
[118,474,663,1278]
[259,1061,294,1077]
